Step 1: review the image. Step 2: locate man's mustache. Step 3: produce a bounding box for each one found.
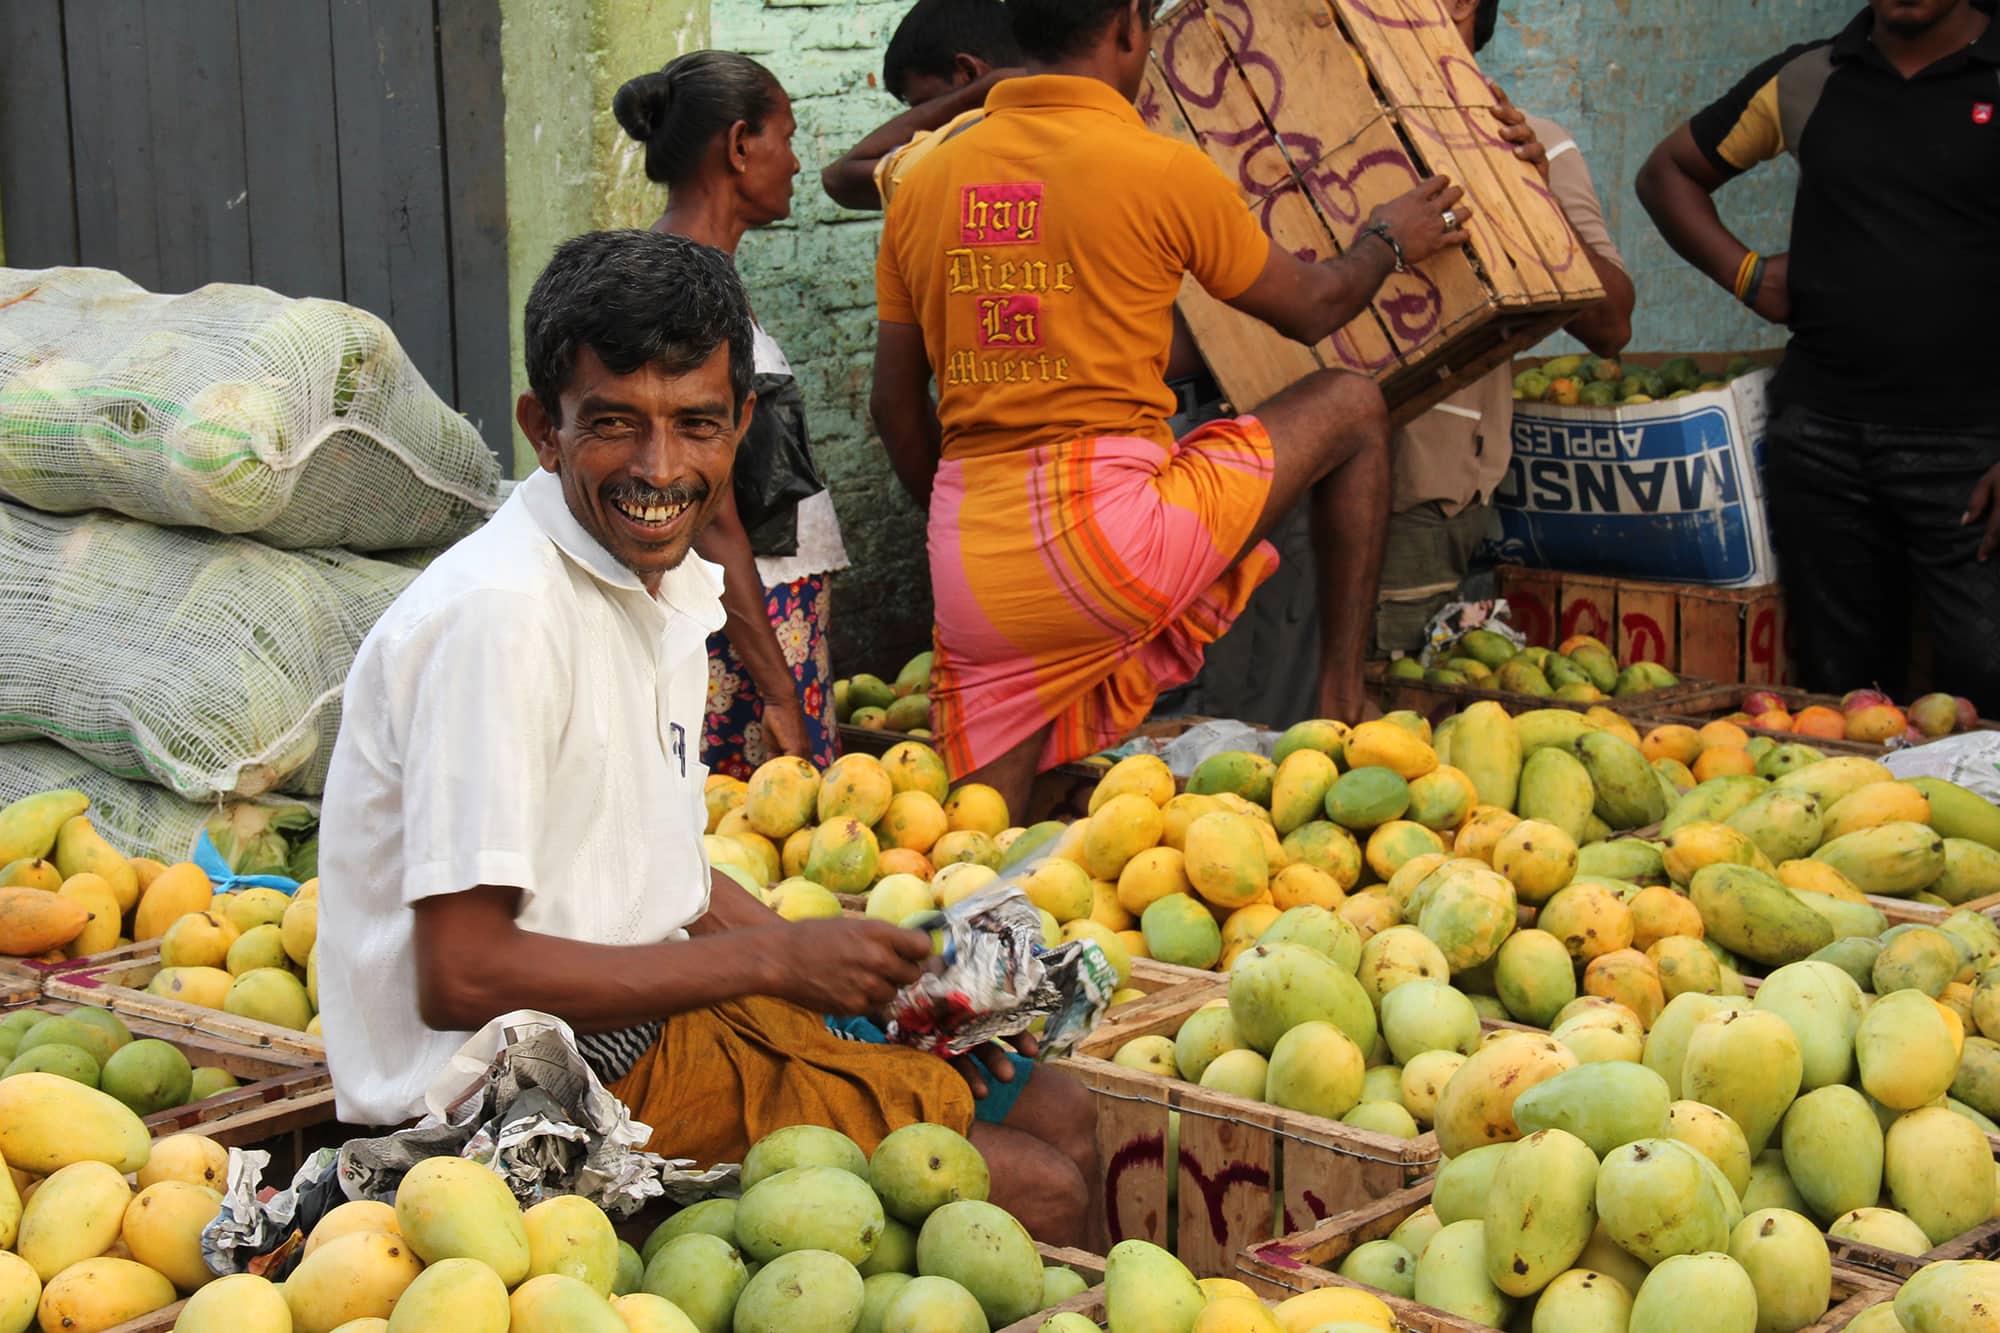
[603,479,710,508]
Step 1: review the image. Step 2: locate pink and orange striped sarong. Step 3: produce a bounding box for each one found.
[928,416,1281,775]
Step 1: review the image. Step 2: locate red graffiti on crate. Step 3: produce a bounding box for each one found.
[1623,612,1668,664]
[1561,598,1610,644]
[1509,591,1554,648]
[1103,1135,1167,1242]
[1102,1131,1280,1243]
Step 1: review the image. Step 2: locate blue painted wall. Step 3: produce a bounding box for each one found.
[1480,0,1861,355]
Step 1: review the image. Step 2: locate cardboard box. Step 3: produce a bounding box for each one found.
[1142,0,1603,420]
[1495,352,1779,586]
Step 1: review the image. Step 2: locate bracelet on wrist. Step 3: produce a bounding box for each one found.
[1738,255,1767,308]
[1732,250,1761,303]
[1358,222,1407,273]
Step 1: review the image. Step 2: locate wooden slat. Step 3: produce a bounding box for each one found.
[1495,565,1560,648]
[1556,573,1618,648]
[1617,583,1678,667]
[45,953,325,1059]
[64,0,162,287]
[0,0,80,266]
[140,0,252,292]
[330,0,456,401]
[237,0,347,300]
[437,0,515,468]
[1174,1093,1278,1278]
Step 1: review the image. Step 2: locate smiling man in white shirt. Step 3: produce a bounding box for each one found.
[316,230,1095,1245]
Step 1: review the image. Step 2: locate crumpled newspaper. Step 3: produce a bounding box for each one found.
[202,1011,736,1279]
[1419,598,1525,665]
[1098,718,1279,776]
[1885,731,2000,803]
[886,885,1118,1058]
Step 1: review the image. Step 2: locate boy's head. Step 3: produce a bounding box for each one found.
[884,0,1023,106]
[1004,0,1157,98]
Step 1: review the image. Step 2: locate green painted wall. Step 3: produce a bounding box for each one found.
[500,0,710,475]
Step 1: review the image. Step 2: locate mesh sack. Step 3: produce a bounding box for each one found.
[0,266,500,549]
[0,499,416,800]
[0,739,317,874]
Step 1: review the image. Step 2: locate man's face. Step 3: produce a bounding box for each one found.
[893,54,988,109]
[1872,0,1964,35]
[519,345,749,592]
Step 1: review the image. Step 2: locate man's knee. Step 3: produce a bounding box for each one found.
[1300,369,1388,436]
[1026,1066,1098,1175]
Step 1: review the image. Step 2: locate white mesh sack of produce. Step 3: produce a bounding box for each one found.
[0,499,417,800]
[0,739,318,877]
[0,266,500,549]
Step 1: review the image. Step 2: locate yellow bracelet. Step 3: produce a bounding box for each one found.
[1733,251,1761,302]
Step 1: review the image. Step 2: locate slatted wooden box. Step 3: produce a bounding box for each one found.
[44,948,323,1060]
[1496,565,1795,686]
[1143,0,1604,421]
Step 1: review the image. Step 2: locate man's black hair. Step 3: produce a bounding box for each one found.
[1474,0,1500,51]
[884,0,1022,99]
[614,51,782,188]
[524,230,754,423]
[1003,0,1152,65]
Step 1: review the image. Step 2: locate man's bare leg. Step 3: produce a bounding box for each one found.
[1230,369,1392,722]
[969,1120,1089,1247]
[953,722,1052,832]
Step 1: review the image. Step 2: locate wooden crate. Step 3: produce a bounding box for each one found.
[0,937,164,985]
[1237,1181,1902,1331]
[1366,659,1712,722]
[994,1245,1111,1332]
[1657,683,2000,761]
[102,1304,183,1333]
[1142,0,1602,422]
[0,996,331,1147]
[1056,986,1440,1277]
[44,949,323,1060]
[1496,566,1794,686]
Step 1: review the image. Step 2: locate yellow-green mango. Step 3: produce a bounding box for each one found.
[1265,1020,1364,1120]
[1483,1128,1599,1297]
[1683,1009,1803,1154]
[880,1274,987,1331]
[1493,929,1577,1028]
[1414,1219,1514,1324]
[914,1199,1041,1326]
[1663,775,1771,836]
[1935,838,2000,905]
[1666,1100,1753,1198]
[1842,1301,1904,1333]
[641,1198,736,1265]
[0,790,88,865]
[1270,749,1338,836]
[1906,777,2000,850]
[1874,926,1963,998]
[507,1273,625,1333]
[734,1164,885,1266]
[1630,1252,1758,1333]
[1597,1139,1732,1265]
[1431,1145,1507,1228]
[1512,1061,1671,1159]
[1789,886,1891,941]
[394,1156,531,1285]
[1529,1267,1634,1332]
[1857,988,1961,1110]
[1942,909,2000,975]
[522,1195,619,1296]
[1781,1084,1883,1229]
[1432,1033,1578,1158]
[285,1232,424,1333]
[1894,1258,2000,1333]
[1575,839,1668,885]
[35,1257,174,1333]
[1743,1150,1809,1215]
[1728,1207,1831,1333]
[1416,863,1518,971]
[0,1071,150,1175]
[1752,960,1865,1090]
[1886,1106,1996,1245]
[1452,702,1523,812]
[387,1257,509,1333]
[1339,1238,1417,1300]
[1726,788,1825,866]
[1258,905,1362,971]
[1574,732,1666,831]
[173,1272,292,1333]
[1380,980,1481,1063]
[1813,822,1948,898]
[1389,1206,1444,1261]
[1954,1036,2000,1121]
[1774,756,1894,810]
[1172,1002,1243,1086]
[1833,1206,1933,1256]
[612,1293,700,1333]
[640,1232,747,1333]
[17,1159,129,1281]
[1103,1238,1204,1333]
[1518,746,1596,845]
[1231,942,1377,1054]
[1689,863,1833,966]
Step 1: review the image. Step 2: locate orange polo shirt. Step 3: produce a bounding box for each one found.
[876,74,1271,461]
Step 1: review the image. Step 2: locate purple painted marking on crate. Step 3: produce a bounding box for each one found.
[1184,1155,1276,1240]
[1104,1133,1167,1242]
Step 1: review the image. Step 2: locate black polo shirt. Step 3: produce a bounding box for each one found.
[1691,4,2000,428]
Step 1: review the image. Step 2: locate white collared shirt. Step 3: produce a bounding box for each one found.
[317,468,726,1125]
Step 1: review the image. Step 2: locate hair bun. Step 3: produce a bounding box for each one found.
[613,69,674,143]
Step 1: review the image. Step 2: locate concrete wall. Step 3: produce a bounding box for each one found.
[500,0,708,473]
[1481,0,1859,356]
[693,0,1865,668]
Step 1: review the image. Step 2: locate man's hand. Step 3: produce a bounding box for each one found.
[1750,251,1791,326]
[952,1032,1040,1099]
[771,919,932,1016]
[1490,83,1548,182]
[1965,464,2000,562]
[1366,177,1473,268]
[760,692,813,760]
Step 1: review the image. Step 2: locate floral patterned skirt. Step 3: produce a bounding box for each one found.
[702,572,840,779]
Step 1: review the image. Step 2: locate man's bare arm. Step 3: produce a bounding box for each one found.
[822,70,1019,211]
[1637,123,1788,324]
[870,320,946,509]
[1565,250,1636,359]
[411,882,930,1034]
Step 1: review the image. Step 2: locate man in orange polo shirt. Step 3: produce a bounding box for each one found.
[871,0,1471,815]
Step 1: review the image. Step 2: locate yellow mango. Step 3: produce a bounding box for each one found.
[0,858,62,891]
[281,895,319,966]
[306,1199,402,1257]
[0,1073,150,1175]
[1183,812,1270,909]
[147,965,236,1010]
[1084,795,1166,883]
[284,1231,424,1333]
[1345,720,1440,781]
[122,1180,223,1291]
[58,874,121,957]
[387,1256,511,1333]
[1091,754,1176,811]
[131,862,216,941]
[173,1272,292,1332]
[395,1155,531,1285]
[1822,781,1932,843]
[0,790,89,867]
[35,1257,174,1332]
[54,816,137,913]
[0,1251,37,1333]
[17,1159,131,1281]
[0,1147,18,1250]
[0,885,87,955]
[508,1273,626,1332]
[137,1134,229,1193]
[1193,1295,1282,1332]
[523,1194,619,1296]
[1273,1284,1395,1331]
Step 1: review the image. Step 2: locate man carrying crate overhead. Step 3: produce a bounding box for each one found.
[1637,0,2000,712]
[1373,0,1637,656]
[315,230,1097,1247]
[870,0,1473,816]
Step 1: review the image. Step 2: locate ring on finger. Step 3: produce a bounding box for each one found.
[1442,209,1459,230]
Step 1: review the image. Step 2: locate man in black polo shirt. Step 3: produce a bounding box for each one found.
[1637,0,2000,712]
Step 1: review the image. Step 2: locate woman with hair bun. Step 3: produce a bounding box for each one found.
[615,51,850,779]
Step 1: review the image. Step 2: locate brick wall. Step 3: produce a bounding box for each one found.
[708,0,1862,667]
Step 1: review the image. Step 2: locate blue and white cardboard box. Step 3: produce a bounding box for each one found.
[1492,367,1777,588]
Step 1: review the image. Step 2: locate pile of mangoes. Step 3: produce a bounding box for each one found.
[1720,687,1985,747]
[833,651,935,735]
[1513,353,1763,407]
[0,1003,241,1113]
[1385,630,1679,701]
